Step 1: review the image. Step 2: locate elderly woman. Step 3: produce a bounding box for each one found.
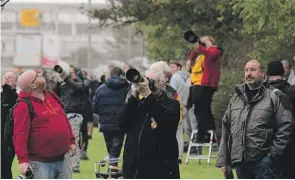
[117,61,180,179]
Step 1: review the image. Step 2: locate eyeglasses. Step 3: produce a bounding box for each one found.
[31,73,42,84]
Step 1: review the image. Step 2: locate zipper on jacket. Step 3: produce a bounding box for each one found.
[134,114,149,178]
[241,104,253,159]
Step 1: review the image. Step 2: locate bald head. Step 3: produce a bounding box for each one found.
[18,70,36,92]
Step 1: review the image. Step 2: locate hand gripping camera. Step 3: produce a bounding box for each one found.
[125,68,157,92]
[184,30,206,46]
[53,60,70,77]
[15,168,34,179]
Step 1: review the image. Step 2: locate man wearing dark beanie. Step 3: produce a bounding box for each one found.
[267,60,295,179]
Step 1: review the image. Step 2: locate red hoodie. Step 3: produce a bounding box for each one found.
[13,91,75,164]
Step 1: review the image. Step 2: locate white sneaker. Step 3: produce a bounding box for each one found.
[104,155,109,161]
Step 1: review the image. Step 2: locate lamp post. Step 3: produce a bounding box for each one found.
[87,0,92,73]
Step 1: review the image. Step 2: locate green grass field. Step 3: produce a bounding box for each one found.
[12,128,224,179]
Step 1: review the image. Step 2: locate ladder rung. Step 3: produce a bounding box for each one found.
[189,143,212,146]
[187,155,211,159]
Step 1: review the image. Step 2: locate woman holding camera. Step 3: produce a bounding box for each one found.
[117,62,180,179]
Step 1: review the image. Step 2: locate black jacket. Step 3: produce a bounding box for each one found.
[216,84,293,168]
[54,77,86,114]
[1,84,18,147]
[268,80,295,117]
[117,91,180,179]
[92,76,129,132]
[268,79,295,178]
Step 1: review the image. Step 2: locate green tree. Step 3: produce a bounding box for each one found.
[227,0,295,62]
[93,0,245,62]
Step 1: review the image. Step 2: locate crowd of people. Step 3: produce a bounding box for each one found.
[1,34,295,179]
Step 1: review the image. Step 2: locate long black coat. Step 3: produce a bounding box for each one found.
[117,92,180,179]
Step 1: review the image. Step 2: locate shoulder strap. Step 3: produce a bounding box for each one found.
[47,91,64,108]
[19,98,36,119]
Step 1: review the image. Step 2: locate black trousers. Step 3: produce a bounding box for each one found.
[103,132,125,166]
[80,121,89,152]
[235,156,283,179]
[1,148,15,179]
[192,85,216,142]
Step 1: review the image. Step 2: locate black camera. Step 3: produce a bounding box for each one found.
[184,30,206,46]
[125,68,157,92]
[15,168,34,179]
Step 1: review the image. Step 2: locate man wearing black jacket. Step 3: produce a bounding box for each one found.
[267,60,295,178]
[1,72,18,179]
[54,66,85,173]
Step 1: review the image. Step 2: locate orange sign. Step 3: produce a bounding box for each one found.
[20,9,40,27]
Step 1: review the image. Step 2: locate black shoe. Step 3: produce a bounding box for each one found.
[80,150,89,160]
[73,170,80,173]
[178,159,182,165]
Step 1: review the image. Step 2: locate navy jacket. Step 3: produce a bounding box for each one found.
[92,76,129,132]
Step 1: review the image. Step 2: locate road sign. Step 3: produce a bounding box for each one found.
[20,9,40,27]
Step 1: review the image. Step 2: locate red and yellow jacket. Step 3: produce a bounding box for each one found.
[190,46,222,88]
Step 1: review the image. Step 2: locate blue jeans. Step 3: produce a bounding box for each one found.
[103,132,125,166]
[30,158,72,179]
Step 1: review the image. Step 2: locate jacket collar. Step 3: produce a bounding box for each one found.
[235,83,266,104]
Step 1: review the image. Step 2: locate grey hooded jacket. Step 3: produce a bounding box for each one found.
[216,83,293,167]
[170,70,190,107]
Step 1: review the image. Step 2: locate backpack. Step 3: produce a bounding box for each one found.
[3,91,63,151]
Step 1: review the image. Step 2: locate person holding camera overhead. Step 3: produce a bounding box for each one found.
[185,31,223,143]
[54,64,86,173]
[118,61,180,179]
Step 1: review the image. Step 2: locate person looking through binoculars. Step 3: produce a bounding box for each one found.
[117,62,180,179]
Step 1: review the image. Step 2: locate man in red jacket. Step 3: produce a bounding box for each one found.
[13,70,76,179]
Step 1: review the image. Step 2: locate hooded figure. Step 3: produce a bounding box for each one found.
[92,66,129,166]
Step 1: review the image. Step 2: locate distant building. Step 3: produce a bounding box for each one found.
[1,2,145,74]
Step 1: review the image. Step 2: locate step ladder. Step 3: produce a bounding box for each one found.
[185,130,218,166]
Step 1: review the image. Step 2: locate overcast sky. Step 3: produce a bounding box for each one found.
[10,0,106,3]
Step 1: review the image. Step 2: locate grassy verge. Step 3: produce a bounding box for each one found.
[12,128,224,179]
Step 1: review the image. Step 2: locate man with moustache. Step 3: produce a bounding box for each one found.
[1,72,18,179]
[13,70,76,179]
[216,60,293,178]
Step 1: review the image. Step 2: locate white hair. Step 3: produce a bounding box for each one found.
[146,61,170,92]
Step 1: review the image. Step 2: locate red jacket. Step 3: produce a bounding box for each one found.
[13,91,75,164]
[197,45,222,88]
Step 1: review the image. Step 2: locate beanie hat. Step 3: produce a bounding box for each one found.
[267,60,285,76]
